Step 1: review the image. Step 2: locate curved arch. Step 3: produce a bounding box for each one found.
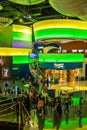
[33,19,87,41]
[44,43,60,48]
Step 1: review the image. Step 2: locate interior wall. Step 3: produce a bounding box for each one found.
[0,25,13,47]
[58,41,87,52]
[0,26,13,79]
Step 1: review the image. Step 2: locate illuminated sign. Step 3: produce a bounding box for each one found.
[38,54,84,63]
[29,53,38,59]
[54,63,64,69]
[39,62,83,70]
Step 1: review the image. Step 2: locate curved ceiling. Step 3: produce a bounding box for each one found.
[49,0,87,21]
[9,0,45,5]
[0,0,67,26]
[33,19,87,42]
[0,0,87,26]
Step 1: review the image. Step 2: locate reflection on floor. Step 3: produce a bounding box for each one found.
[28,81,87,130]
[30,102,87,130]
[1,80,87,130]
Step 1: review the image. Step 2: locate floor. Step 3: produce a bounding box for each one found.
[0,80,87,130]
[24,80,87,130]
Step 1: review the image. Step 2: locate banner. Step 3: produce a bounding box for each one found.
[39,62,83,70]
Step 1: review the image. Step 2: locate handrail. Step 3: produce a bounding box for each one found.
[36,63,45,78]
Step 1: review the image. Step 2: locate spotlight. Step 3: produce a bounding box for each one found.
[19,18,24,23]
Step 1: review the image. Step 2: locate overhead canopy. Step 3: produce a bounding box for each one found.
[49,0,87,21]
[33,19,87,41]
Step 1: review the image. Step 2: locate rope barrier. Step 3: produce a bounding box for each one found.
[22,101,31,119]
[0,101,19,113]
[22,102,38,128]
[18,101,21,130]
[0,112,15,118]
[0,101,15,107]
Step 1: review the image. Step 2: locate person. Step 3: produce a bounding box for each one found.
[53,97,62,130]
[64,98,69,114]
[4,82,9,94]
[79,97,83,112]
[25,94,31,114]
[36,94,45,130]
[0,86,2,93]
[56,97,62,114]
[78,110,82,128]
[64,110,69,125]
[38,114,45,130]
[37,94,45,117]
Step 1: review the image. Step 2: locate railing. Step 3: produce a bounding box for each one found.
[29,63,44,84]
[0,97,32,130]
[36,63,45,78]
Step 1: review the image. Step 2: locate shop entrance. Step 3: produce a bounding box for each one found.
[44,69,80,87]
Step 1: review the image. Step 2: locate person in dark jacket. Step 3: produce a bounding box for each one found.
[53,97,62,130]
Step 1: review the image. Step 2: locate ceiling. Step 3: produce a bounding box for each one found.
[49,0,87,21]
[0,0,79,27]
[0,0,87,45]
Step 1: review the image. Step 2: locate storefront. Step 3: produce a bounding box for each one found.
[38,53,84,86]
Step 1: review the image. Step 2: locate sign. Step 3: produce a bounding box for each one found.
[39,62,83,70]
[29,53,38,59]
[54,63,64,69]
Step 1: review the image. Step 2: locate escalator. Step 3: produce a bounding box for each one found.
[36,63,45,78]
[29,62,45,83]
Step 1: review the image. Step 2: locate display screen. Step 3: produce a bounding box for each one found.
[2,68,9,78]
[29,53,38,59]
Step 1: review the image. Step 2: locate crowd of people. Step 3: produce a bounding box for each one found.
[21,82,73,130]
[0,72,83,130]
